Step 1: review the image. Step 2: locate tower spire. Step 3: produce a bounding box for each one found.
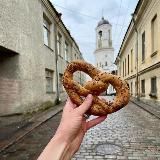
[102,9,104,19]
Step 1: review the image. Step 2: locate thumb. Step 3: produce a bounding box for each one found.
[75,94,93,115]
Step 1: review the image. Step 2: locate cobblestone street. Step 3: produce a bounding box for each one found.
[0,99,160,160]
[74,101,160,160]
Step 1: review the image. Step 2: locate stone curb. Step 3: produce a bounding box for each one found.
[0,104,64,153]
[131,100,160,119]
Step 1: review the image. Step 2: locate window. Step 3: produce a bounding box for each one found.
[128,54,129,75]
[57,33,62,56]
[135,42,137,69]
[125,58,126,76]
[135,81,137,96]
[151,15,158,53]
[130,82,133,95]
[98,31,102,38]
[59,74,63,92]
[150,77,157,96]
[108,30,112,47]
[108,30,111,40]
[123,61,124,77]
[65,42,69,61]
[45,69,53,93]
[142,31,145,61]
[141,79,145,96]
[98,31,102,48]
[105,61,108,66]
[131,49,133,72]
[43,15,51,47]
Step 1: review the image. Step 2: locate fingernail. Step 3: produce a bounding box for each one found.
[87,94,92,99]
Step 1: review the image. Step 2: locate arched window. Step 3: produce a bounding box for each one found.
[98,31,102,39]
[108,30,111,40]
[105,61,108,66]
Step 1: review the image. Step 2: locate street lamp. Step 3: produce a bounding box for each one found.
[131,13,140,101]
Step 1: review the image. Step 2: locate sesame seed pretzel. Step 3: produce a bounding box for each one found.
[62,60,130,116]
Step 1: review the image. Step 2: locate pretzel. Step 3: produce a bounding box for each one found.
[62,60,130,116]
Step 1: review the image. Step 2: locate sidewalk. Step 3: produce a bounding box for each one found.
[0,102,64,153]
[131,98,160,119]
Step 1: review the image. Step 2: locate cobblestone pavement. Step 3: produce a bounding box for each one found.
[74,101,160,160]
[0,99,160,160]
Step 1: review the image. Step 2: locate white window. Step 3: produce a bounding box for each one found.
[59,73,64,92]
[45,69,54,93]
[142,32,145,61]
[151,15,158,53]
[65,42,69,61]
[131,49,133,72]
[43,15,51,47]
[57,33,62,56]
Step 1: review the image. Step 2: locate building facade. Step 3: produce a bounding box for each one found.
[0,0,85,116]
[115,0,160,106]
[94,17,117,95]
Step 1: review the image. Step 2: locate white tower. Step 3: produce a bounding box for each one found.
[94,17,117,95]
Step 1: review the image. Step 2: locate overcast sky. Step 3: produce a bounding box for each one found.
[51,0,138,64]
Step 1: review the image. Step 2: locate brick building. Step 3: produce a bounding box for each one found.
[0,0,85,115]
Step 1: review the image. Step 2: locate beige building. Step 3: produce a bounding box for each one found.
[0,0,85,116]
[115,0,160,107]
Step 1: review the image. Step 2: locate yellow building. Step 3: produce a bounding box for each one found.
[115,0,160,107]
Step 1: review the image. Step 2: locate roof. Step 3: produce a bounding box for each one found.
[47,0,81,52]
[97,17,110,27]
[115,0,143,64]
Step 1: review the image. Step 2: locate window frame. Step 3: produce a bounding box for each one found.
[125,58,126,76]
[59,73,64,93]
[45,69,54,93]
[150,76,157,97]
[130,82,133,95]
[64,41,69,62]
[151,14,158,54]
[57,33,62,57]
[142,31,145,62]
[128,54,129,75]
[43,15,51,47]
[131,49,133,72]
[141,79,145,96]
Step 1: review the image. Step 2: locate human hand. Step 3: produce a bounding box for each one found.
[38,94,107,160]
[55,94,107,156]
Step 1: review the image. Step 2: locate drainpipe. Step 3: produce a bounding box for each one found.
[132,13,139,101]
[54,16,61,104]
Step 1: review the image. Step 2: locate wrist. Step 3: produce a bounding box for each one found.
[51,133,74,160]
[52,134,74,160]
[38,134,70,160]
